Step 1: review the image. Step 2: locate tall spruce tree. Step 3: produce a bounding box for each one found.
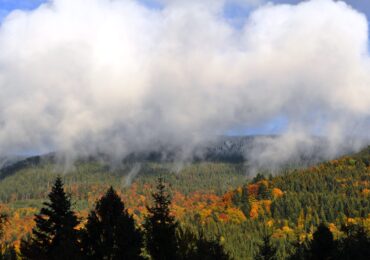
[336,223,370,259]
[144,177,178,260]
[81,186,144,260]
[0,211,6,238]
[20,177,80,260]
[290,223,337,260]
[257,183,270,200]
[0,211,7,260]
[176,228,230,260]
[256,233,277,260]
[194,235,230,260]
[289,237,310,260]
[3,245,17,260]
[308,223,335,260]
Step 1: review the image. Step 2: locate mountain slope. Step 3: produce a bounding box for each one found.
[0,146,369,259]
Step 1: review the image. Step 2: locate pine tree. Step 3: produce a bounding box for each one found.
[81,186,144,260]
[195,235,230,260]
[257,183,270,200]
[144,177,178,260]
[20,177,81,260]
[336,223,370,260]
[0,211,7,260]
[253,173,266,183]
[0,211,6,238]
[3,245,18,260]
[240,187,251,217]
[176,227,198,259]
[309,223,335,260]
[256,233,277,260]
[176,228,230,260]
[288,235,310,260]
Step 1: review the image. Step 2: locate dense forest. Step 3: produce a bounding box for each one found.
[0,146,369,259]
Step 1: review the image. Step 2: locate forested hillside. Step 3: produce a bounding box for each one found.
[0,146,369,259]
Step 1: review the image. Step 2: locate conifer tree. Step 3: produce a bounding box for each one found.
[253,173,266,183]
[257,183,270,200]
[256,233,277,260]
[309,223,335,260]
[0,211,6,238]
[3,245,17,260]
[336,223,370,260]
[176,227,198,260]
[81,186,143,260]
[288,236,310,260]
[176,228,230,260]
[20,177,80,260]
[195,235,230,260]
[144,177,178,260]
[0,211,7,260]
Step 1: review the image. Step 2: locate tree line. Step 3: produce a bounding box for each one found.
[2,177,230,260]
[1,176,370,259]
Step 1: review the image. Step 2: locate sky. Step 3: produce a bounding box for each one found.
[0,0,45,21]
[2,1,369,21]
[0,0,369,169]
[1,1,370,27]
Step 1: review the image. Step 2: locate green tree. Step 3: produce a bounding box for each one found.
[309,223,335,260]
[288,236,310,260]
[253,173,266,183]
[257,183,270,200]
[144,177,178,260]
[195,235,230,260]
[0,211,7,260]
[81,186,144,259]
[0,211,6,238]
[256,233,277,260]
[177,227,230,260]
[3,245,17,260]
[20,177,80,260]
[336,224,370,260]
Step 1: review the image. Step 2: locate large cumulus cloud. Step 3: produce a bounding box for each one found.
[0,0,369,167]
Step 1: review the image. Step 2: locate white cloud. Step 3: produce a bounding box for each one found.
[0,0,368,167]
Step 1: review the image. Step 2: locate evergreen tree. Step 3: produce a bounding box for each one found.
[176,227,230,260]
[81,186,143,260]
[176,227,198,260]
[20,177,80,260]
[195,235,230,260]
[309,223,335,260]
[253,173,266,183]
[3,245,18,260]
[144,177,178,260]
[256,233,277,260]
[257,183,270,200]
[0,211,7,260]
[336,224,370,260]
[288,236,310,260]
[0,211,6,238]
